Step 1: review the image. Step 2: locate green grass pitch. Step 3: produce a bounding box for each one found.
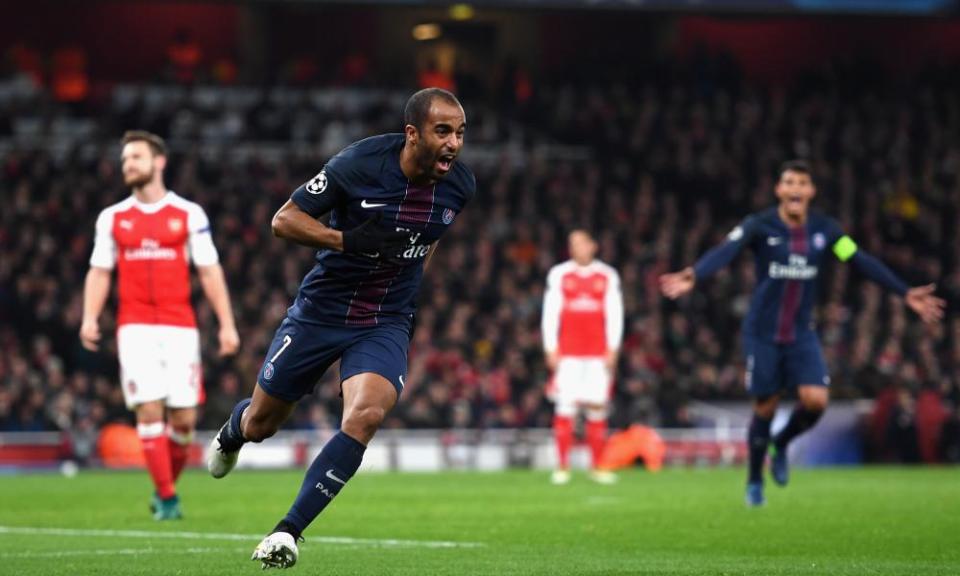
[0,467,957,575]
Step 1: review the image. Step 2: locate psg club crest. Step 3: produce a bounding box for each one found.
[263,362,275,381]
[442,208,456,225]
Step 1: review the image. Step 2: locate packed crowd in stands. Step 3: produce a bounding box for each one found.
[2,54,959,461]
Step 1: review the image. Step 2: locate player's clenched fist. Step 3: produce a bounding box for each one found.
[218,324,241,357]
[80,320,102,351]
[341,212,410,258]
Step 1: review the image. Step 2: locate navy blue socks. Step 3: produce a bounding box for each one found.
[747,414,772,484]
[218,398,252,453]
[773,407,823,450]
[280,431,366,540]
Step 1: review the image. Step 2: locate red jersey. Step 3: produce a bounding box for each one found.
[542,260,623,357]
[90,192,219,328]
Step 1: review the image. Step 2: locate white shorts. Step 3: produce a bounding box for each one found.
[555,357,611,409]
[117,324,202,409]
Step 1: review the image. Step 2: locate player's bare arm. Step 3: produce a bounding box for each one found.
[80,266,112,351]
[545,350,559,371]
[605,350,619,374]
[196,264,240,357]
[271,200,344,251]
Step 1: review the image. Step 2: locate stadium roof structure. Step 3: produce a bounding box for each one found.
[242,0,958,16]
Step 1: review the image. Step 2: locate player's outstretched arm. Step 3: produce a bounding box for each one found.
[80,267,112,351]
[905,284,946,324]
[841,241,945,324]
[660,218,754,300]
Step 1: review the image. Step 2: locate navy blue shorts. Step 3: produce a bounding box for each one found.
[257,316,410,403]
[742,331,830,397]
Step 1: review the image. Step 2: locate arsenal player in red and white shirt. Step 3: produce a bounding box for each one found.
[80,131,239,519]
[542,230,623,485]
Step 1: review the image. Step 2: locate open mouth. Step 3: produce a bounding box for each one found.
[436,153,456,173]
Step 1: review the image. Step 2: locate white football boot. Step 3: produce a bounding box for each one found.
[550,469,572,485]
[206,426,240,479]
[252,532,299,569]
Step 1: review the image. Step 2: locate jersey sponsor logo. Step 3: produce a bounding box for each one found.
[769,254,818,280]
[727,226,744,241]
[442,208,455,224]
[306,170,328,194]
[361,199,387,208]
[123,238,179,261]
[119,219,134,230]
[767,237,782,246]
[813,232,826,250]
[400,243,431,259]
[566,295,603,312]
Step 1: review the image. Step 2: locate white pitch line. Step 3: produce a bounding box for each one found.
[0,547,237,559]
[584,496,623,506]
[0,526,484,549]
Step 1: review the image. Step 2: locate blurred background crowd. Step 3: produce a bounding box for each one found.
[2,2,960,463]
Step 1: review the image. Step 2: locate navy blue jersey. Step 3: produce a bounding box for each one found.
[693,207,911,344]
[287,134,475,327]
[694,208,844,343]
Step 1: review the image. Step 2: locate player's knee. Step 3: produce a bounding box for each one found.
[753,397,778,420]
[167,412,196,432]
[135,401,164,424]
[343,406,386,439]
[801,396,828,413]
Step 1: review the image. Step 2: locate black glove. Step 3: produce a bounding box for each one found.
[341,213,410,259]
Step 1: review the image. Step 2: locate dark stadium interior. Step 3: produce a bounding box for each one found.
[2,1,960,466]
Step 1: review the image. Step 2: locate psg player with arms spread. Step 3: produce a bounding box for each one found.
[207,88,475,569]
[660,160,944,506]
[82,131,240,520]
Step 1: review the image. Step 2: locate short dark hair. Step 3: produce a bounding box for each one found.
[121,130,167,157]
[779,159,813,180]
[404,88,461,131]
